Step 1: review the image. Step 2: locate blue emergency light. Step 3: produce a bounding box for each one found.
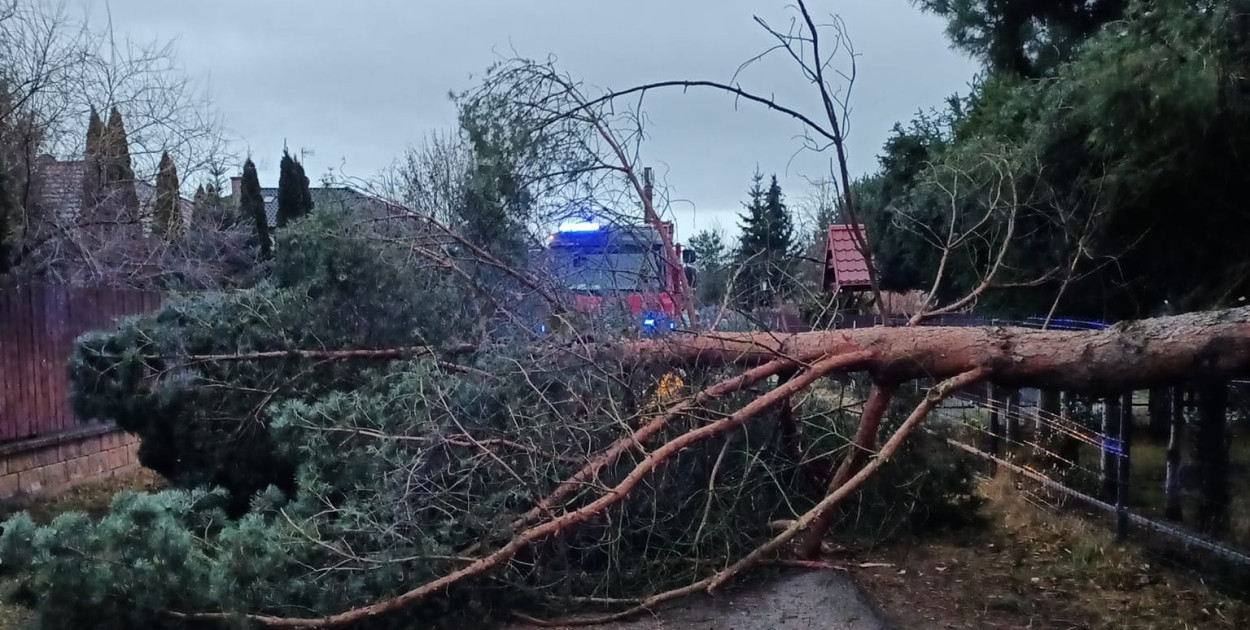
[557,220,601,233]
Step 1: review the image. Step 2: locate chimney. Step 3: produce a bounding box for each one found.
[230,176,242,207]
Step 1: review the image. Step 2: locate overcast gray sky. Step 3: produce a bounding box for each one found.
[98,0,976,240]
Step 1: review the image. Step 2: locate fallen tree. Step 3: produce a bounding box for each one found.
[6,285,1245,629]
[609,305,1250,393]
[6,2,1250,627]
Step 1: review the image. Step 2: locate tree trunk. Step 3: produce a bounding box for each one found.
[798,383,895,558]
[617,306,1250,394]
[1115,391,1133,540]
[1004,389,1021,456]
[1194,379,1230,536]
[1038,390,1061,442]
[1164,385,1185,522]
[1057,391,1081,468]
[986,383,1004,460]
[1100,395,1122,500]
[775,368,801,461]
[1148,387,1170,440]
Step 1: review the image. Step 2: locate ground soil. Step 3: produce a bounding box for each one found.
[848,476,1250,630]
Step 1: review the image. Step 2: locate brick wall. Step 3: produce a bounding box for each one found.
[0,425,139,500]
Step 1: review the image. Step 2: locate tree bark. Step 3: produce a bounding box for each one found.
[798,383,895,558]
[986,384,1005,461]
[1115,391,1134,541]
[614,306,1250,394]
[1148,387,1171,440]
[1004,388,1021,456]
[1164,385,1185,521]
[1038,389,1061,442]
[1057,391,1081,467]
[1194,379,1230,536]
[1100,395,1122,500]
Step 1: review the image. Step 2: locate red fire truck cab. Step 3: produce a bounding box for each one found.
[539,219,694,335]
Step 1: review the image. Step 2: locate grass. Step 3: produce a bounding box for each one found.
[0,575,28,630]
[1083,423,1250,548]
[850,472,1250,630]
[0,469,162,630]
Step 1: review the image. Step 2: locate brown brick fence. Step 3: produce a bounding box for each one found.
[0,284,162,500]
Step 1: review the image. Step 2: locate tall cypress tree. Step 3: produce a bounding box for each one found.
[276,149,313,227]
[735,172,797,308]
[82,107,105,211]
[240,158,270,259]
[0,141,12,276]
[295,159,313,216]
[153,151,182,240]
[103,107,140,221]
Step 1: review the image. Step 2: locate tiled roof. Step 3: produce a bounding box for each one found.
[825,224,872,289]
[229,187,404,229]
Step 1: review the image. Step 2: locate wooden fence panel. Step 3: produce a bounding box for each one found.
[0,285,162,444]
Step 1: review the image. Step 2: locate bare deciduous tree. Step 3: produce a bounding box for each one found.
[0,0,236,288]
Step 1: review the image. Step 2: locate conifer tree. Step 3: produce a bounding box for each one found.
[295,158,313,215]
[734,172,797,308]
[688,227,729,306]
[82,107,105,210]
[0,144,11,275]
[153,151,182,240]
[240,158,270,259]
[103,107,140,220]
[276,148,313,227]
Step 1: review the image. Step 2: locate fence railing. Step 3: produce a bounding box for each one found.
[0,284,162,443]
[930,381,1250,595]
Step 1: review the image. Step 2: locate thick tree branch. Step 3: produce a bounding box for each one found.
[532,368,985,625]
[799,382,895,558]
[175,350,873,628]
[705,367,987,591]
[618,306,1250,393]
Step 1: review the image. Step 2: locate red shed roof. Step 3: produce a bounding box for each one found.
[825,224,872,289]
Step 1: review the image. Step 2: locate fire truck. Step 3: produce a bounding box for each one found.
[538,219,695,336]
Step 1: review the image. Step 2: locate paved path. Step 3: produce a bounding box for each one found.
[523,570,888,630]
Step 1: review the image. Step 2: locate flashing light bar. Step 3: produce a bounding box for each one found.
[557,221,601,233]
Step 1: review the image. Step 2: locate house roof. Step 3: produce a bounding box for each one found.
[228,186,406,229]
[35,158,85,222]
[34,156,194,225]
[825,224,873,289]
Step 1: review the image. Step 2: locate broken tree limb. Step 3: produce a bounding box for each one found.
[174,350,873,628]
[186,344,476,362]
[799,382,896,558]
[705,367,988,591]
[530,368,987,626]
[510,357,803,531]
[614,306,1250,393]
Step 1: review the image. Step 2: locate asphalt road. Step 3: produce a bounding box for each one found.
[520,570,889,630]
